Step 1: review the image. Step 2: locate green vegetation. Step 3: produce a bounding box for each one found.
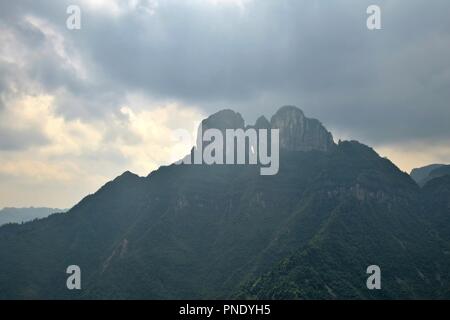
[0,141,449,299]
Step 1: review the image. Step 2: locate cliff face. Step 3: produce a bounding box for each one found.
[196,106,335,153]
[198,109,245,137]
[270,106,335,152]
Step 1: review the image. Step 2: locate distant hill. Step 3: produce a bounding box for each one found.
[410,164,450,186]
[0,207,66,226]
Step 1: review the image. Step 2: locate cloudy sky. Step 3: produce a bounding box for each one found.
[0,0,449,208]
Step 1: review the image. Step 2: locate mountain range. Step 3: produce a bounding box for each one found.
[0,106,449,299]
[0,207,65,227]
[411,164,450,186]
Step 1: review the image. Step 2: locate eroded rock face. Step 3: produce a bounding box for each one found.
[195,109,246,159]
[199,109,245,134]
[194,106,335,153]
[254,115,271,129]
[270,106,335,152]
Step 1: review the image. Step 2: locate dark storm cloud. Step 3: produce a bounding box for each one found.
[1,0,450,146]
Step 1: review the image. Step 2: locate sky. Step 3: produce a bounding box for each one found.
[0,0,449,208]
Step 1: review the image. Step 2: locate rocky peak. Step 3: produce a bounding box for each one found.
[193,109,245,158]
[199,109,245,133]
[254,115,271,129]
[270,105,335,152]
[193,106,335,154]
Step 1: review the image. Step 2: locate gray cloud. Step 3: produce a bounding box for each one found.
[1,0,450,147]
[0,127,49,151]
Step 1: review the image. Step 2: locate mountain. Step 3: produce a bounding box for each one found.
[0,207,65,227]
[270,106,335,152]
[0,106,449,299]
[421,175,450,244]
[410,164,444,183]
[411,164,450,186]
[237,143,450,299]
[424,165,450,184]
